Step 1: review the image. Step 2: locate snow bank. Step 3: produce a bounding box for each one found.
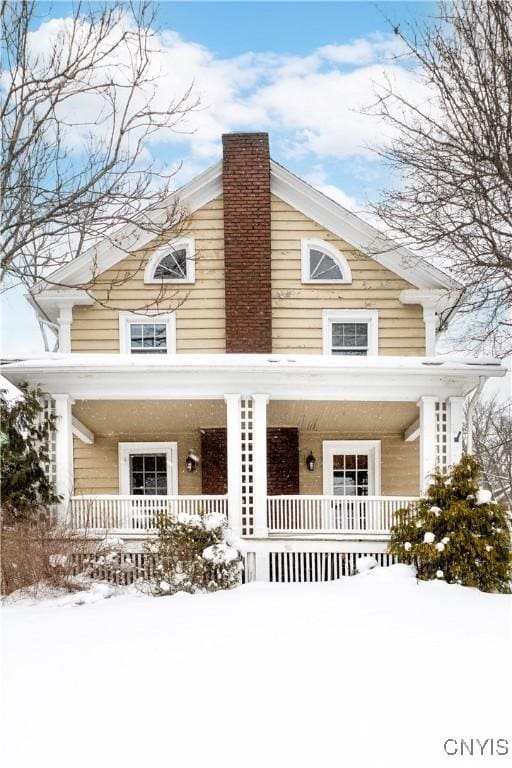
[2,569,511,768]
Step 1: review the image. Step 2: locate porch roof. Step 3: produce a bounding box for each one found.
[0,353,506,402]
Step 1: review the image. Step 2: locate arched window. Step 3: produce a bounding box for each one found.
[144,238,195,284]
[300,239,352,284]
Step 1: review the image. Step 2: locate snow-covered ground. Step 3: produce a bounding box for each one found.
[2,566,511,768]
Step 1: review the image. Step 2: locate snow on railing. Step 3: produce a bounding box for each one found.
[266,495,418,535]
[70,495,228,533]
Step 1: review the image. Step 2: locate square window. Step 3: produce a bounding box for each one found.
[323,312,378,356]
[331,322,369,355]
[129,322,168,354]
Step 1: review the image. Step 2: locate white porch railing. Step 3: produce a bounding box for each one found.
[70,495,228,533]
[267,495,418,536]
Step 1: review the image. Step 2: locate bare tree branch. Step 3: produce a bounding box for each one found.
[466,396,512,507]
[1,0,199,314]
[368,0,512,355]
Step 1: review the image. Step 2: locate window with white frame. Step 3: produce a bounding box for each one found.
[118,442,178,495]
[322,310,378,356]
[144,238,195,284]
[119,312,176,355]
[301,239,352,284]
[322,440,381,496]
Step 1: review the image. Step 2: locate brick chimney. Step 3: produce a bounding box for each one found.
[222,133,272,353]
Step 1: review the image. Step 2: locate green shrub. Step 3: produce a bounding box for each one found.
[389,455,512,593]
[146,510,243,595]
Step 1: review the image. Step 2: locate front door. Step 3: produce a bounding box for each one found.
[323,441,381,530]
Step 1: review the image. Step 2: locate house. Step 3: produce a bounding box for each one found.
[1,133,507,581]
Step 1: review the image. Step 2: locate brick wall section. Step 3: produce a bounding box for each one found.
[201,427,299,495]
[267,428,300,495]
[222,133,272,352]
[200,429,227,495]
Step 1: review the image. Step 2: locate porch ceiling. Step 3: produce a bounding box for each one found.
[268,400,418,433]
[73,399,226,436]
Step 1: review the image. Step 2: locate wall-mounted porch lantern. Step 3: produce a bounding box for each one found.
[185,450,199,473]
[306,451,316,472]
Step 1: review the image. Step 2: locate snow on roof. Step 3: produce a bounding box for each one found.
[0,353,505,374]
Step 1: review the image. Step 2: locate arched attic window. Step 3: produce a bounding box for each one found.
[300,238,352,284]
[144,238,195,284]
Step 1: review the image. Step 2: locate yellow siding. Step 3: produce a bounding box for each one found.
[73,432,202,495]
[270,196,425,355]
[71,197,226,353]
[70,192,426,355]
[299,432,419,496]
[73,433,418,497]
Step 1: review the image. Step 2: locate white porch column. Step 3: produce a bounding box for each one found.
[418,396,437,491]
[252,394,269,537]
[53,394,74,520]
[224,394,242,537]
[447,396,465,466]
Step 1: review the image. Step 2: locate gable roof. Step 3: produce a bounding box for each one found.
[32,157,459,297]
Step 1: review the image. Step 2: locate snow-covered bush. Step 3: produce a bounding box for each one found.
[389,455,512,593]
[146,509,244,596]
[81,537,136,582]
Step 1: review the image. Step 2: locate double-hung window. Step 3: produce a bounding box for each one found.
[322,310,378,356]
[119,312,176,355]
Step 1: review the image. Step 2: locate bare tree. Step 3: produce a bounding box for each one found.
[1,1,197,309]
[469,397,512,509]
[370,0,512,355]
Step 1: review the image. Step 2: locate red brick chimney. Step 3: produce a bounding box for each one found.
[222,133,272,353]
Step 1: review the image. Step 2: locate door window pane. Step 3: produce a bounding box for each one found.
[332,453,370,496]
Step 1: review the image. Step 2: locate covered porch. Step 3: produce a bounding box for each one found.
[66,396,438,538]
[1,353,503,540]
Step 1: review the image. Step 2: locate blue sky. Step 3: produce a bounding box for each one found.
[0,1,471,358]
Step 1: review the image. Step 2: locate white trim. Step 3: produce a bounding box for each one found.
[252,394,269,537]
[404,418,420,443]
[118,441,178,495]
[225,394,242,537]
[322,440,381,495]
[53,394,74,518]
[400,289,456,355]
[57,306,73,353]
[447,396,465,466]
[300,238,352,284]
[1,355,505,402]
[118,311,176,355]
[418,396,437,490]
[143,237,196,285]
[72,415,95,445]
[322,309,379,355]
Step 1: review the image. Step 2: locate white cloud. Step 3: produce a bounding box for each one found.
[318,32,409,66]
[303,166,360,212]
[21,16,425,168]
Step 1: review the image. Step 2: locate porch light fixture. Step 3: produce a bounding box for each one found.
[185,450,199,473]
[306,452,316,472]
